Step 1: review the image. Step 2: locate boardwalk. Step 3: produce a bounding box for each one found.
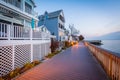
[16,42,108,80]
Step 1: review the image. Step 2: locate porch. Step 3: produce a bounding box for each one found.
[0,22,50,40]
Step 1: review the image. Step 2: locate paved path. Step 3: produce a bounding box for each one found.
[16,42,108,80]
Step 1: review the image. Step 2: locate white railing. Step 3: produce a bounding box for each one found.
[0,22,50,40]
[10,25,31,39]
[0,23,7,38]
[32,28,50,40]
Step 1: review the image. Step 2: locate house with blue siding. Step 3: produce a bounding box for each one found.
[38,10,66,41]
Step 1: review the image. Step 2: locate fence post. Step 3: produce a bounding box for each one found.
[12,45,15,70]
[30,28,32,40]
[31,44,33,62]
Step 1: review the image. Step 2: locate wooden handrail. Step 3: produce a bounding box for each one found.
[84,42,120,80]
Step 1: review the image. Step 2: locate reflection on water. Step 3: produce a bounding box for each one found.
[100,40,120,54]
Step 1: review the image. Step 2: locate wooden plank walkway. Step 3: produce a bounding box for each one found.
[15,42,108,80]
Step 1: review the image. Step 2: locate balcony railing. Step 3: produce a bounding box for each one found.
[0,22,50,40]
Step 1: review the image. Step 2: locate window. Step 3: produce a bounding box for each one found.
[59,15,64,22]
[25,2,32,14]
[18,0,21,2]
[3,0,21,9]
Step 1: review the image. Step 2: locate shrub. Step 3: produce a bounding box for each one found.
[0,77,4,80]
[32,60,41,66]
[2,60,41,80]
[63,41,72,48]
[45,53,55,58]
[20,62,34,73]
[62,47,66,50]
[45,50,61,58]
[50,38,59,53]
[64,41,70,48]
[9,68,20,79]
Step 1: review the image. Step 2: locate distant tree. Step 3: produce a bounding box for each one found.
[79,35,84,41]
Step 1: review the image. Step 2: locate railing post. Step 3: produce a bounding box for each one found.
[7,25,11,40]
[109,55,112,79]
[30,28,32,40]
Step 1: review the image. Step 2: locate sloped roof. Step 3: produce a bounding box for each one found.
[38,25,50,33]
[39,10,64,20]
[48,10,63,18]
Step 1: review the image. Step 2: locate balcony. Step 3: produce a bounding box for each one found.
[0,0,38,19]
[0,22,50,40]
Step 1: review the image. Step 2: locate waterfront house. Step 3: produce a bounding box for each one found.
[0,0,51,76]
[38,10,66,41]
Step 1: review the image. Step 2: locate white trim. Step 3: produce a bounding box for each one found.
[0,40,50,46]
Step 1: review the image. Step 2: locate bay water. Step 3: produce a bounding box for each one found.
[100,40,120,54]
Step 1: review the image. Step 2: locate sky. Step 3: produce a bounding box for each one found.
[34,0,120,39]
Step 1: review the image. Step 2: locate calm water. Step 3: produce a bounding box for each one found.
[100,40,120,54]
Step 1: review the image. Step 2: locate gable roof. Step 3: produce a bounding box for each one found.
[39,10,64,20]
[48,10,63,18]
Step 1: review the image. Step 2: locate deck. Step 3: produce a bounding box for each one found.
[15,42,108,80]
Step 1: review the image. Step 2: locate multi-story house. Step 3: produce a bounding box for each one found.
[38,10,66,41]
[0,0,51,76]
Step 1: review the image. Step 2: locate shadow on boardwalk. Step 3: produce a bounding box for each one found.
[16,42,108,80]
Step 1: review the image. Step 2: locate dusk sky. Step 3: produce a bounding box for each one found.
[34,0,120,39]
